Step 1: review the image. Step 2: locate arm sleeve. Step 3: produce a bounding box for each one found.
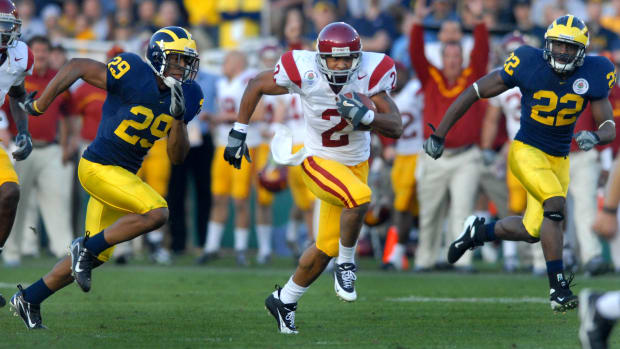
[368,55,397,96]
[469,23,489,79]
[409,24,431,86]
[105,52,142,98]
[12,46,34,86]
[274,51,301,94]
[499,46,530,89]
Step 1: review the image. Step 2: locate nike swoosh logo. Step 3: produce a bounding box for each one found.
[358,74,367,80]
[235,147,242,159]
[454,241,464,249]
[24,305,36,328]
[559,81,566,84]
[557,297,565,302]
[342,101,354,107]
[74,263,84,273]
[277,311,286,330]
[15,57,22,61]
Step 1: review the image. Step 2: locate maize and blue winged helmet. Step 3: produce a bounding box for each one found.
[543,14,589,74]
[146,26,199,86]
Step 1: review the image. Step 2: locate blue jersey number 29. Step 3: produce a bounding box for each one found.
[114,106,173,148]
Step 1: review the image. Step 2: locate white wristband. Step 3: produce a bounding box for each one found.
[233,122,248,133]
[360,110,375,125]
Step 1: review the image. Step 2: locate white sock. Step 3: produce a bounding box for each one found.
[388,243,405,264]
[502,241,517,258]
[596,291,620,320]
[256,225,272,257]
[147,230,163,244]
[234,228,249,251]
[286,220,300,242]
[204,222,224,253]
[336,240,355,264]
[279,277,308,304]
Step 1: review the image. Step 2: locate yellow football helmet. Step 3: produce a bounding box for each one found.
[146,26,199,85]
[543,14,589,73]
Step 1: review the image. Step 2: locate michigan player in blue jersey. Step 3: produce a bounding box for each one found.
[424,14,616,312]
[8,26,203,329]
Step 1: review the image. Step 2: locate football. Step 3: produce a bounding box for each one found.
[343,92,376,112]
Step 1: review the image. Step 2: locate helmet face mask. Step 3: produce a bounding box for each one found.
[315,22,362,86]
[542,15,589,74]
[146,26,199,86]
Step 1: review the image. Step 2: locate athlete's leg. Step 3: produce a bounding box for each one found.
[0,182,19,247]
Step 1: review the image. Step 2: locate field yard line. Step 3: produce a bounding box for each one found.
[386,295,548,304]
[0,282,23,288]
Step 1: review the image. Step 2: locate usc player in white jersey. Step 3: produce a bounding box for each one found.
[383,64,424,270]
[200,51,261,265]
[0,0,35,308]
[223,22,402,333]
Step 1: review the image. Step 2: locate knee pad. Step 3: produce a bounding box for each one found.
[543,210,564,222]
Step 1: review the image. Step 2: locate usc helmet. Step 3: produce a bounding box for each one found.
[0,0,20,50]
[316,22,362,85]
[543,15,589,74]
[146,26,199,85]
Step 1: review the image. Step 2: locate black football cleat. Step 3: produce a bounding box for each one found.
[579,289,616,349]
[447,215,485,264]
[70,235,96,292]
[10,285,47,330]
[550,274,578,312]
[334,262,357,302]
[265,286,298,334]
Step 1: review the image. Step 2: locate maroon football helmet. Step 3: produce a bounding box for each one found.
[0,0,20,50]
[316,22,362,85]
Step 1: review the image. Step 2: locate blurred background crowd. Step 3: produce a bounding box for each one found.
[2,0,620,278]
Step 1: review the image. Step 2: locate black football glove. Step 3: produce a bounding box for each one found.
[424,134,444,160]
[18,91,42,116]
[12,131,32,161]
[336,93,370,128]
[223,128,251,169]
[574,130,600,151]
[169,82,185,120]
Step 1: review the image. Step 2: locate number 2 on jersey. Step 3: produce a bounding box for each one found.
[114,106,173,148]
[322,109,349,147]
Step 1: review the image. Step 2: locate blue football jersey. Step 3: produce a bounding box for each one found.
[499,45,616,156]
[83,53,204,173]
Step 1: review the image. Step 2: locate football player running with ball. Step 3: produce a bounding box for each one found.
[0,0,35,308]
[10,26,203,329]
[223,22,402,333]
[426,15,616,312]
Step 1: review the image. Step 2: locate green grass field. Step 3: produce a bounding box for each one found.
[1,255,619,349]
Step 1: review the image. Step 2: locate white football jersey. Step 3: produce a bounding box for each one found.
[0,41,33,106]
[489,87,521,140]
[393,79,423,155]
[282,94,305,145]
[274,50,396,165]
[214,69,261,147]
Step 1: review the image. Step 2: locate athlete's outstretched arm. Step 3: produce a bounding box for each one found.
[369,91,403,138]
[7,82,28,135]
[29,58,107,114]
[434,69,509,138]
[237,70,288,124]
[590,97,616,145]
